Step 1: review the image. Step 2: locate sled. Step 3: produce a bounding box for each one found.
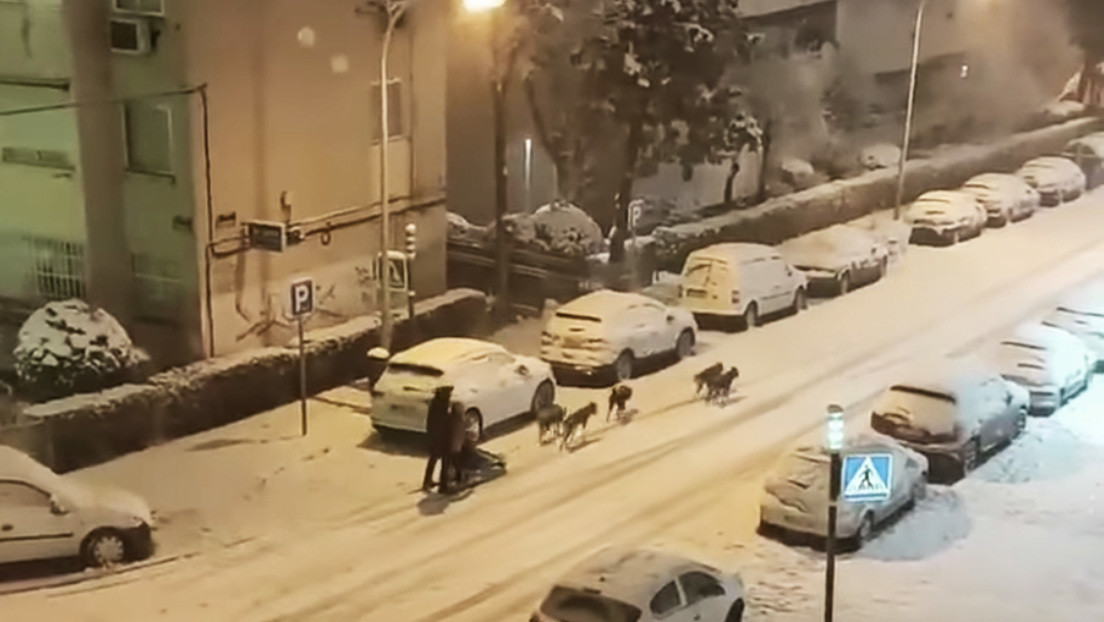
[448,448,507,492]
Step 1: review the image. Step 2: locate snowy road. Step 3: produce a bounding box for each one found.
[9,192,1104,620]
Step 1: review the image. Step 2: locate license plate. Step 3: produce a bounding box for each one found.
[685,289,707,298]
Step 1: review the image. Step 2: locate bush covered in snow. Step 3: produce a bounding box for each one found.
[13,299,151,402]
[489,199,604,258]
[447,212,488,244]
[860,143,902,171]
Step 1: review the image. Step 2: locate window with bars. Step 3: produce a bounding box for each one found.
[369,79,406,143]
[132,253,183,322]
[26,237,86,302]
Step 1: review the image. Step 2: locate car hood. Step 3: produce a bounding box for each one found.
[81,486,154,525]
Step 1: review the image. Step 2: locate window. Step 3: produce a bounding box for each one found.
[113,0,163,15]
[123,102,173,175]
[0,481,50,508]
[370,79,406,142]
[27,236,86,301]
[679,571,726,605]
[649,581,682,616]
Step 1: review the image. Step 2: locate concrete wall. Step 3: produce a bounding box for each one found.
[837,0,966,76]
[178,0,448,357]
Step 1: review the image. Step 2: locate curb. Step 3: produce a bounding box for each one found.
[0,552,193,597]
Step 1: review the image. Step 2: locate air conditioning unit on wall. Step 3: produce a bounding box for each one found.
[110,17,153,56]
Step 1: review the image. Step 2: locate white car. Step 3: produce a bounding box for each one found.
[905,190,987,246]
[1016,156,1087,206]
[371,338,555,439]
[780,224,890,296]
[987,323,1093,415]
[541,290,697,382]
[0,446,154,568]
[759,433,928,546]
[1043,289,1104,368]
[530,547,747,622]
[960,173,1039,226]
[1062,135,1104,188]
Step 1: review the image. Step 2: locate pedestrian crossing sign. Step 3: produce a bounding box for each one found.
[841,453,893,503]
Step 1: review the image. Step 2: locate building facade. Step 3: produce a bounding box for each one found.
[0,0,449,370]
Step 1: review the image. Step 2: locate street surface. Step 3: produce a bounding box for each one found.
[7,190,1104,620]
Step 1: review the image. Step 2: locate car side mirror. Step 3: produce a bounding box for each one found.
[49,495,68,515]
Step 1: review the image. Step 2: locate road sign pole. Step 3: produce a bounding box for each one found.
[297,315,307,437]
[825,449,841,622]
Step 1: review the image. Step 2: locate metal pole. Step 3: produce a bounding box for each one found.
[894,0,928,219]
[491,10,511,321]
[824,450,842,622]
[378,17,398,351]
[298,316,308,437]
[524,137,533,213]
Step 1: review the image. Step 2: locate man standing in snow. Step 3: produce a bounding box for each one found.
[421,384,454,493]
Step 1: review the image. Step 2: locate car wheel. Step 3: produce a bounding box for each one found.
[675,329,695,360]
[961,438,980,477]
[949,229,961,245]
[994,213,1009,228]
[837,272,851,296]
[1014,410,1027,438]
[82,529,129,568]
[530,380,555,416]
[877,258,888,280]
[724,599,745,622]
[614,351,634,382]
[907,478,927,509]
[854,513,875,547]
[743,302,759,329]
[464,408,484,442]
[792,288,808,313]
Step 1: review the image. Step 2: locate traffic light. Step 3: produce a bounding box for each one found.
[404,223,417,258]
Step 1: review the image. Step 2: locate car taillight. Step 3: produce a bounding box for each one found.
[731,291,740,304]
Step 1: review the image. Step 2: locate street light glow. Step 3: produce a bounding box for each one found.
[463,0,504,12]
[825,404,845,452]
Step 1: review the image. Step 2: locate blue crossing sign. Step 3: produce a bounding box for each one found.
[841,453,893,503]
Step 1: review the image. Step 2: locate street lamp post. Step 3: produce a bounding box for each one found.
[823,403,846,622]
[463,0,510,321]
[894,0,929,219]
[377,3,405,351]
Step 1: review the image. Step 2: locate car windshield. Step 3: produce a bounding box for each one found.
[539,586,643,622]
[780,453,826,488]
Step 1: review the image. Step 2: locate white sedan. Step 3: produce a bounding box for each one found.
[541,289,698,382]
[779,224,890,296]
[371,338,555,439]
[960,173,1039,226]
[531,547,747,622]
[1016,156,1087,206]
[905,190,987,246]
[987,323,1093,415]
[759,433,928,547]
[0,446,155,568]
[1043,288,1104,368]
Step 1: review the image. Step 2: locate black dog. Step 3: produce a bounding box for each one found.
[607,384,633,421]
[536,404,566,444]
[693,363,724,396]
[560,402,598,450]
[705,366,740,402]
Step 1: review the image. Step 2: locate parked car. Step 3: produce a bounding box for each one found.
[0,446,154,568]
[779,224,890,296]
[959,173,1039,226]
[1061,135,1104,188]
[1016,156,1087,206]
[371,337,555,439]
[869,361,1028,479]
[904,190,987,246]
[759,433,927,547]
[986,323,1093,415]
[541,289,697,382]
[1042,290,1104,368]
[530,547,747,622]
[678,243,808,330]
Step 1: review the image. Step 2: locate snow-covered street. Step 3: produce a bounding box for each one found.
[7,190,1104,619]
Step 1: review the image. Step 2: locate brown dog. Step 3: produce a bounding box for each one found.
[560,402,598,450]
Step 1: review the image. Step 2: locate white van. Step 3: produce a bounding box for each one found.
[679,243,808,329]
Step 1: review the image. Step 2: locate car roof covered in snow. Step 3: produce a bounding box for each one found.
[913,190,974,205]
[557,547,713,603]
[1021,156,1076,170]
[886,358,997,401]
[0,446,56,488]
[687,242,778,264]
[964,173,1024,189]
[789,432,903,461]
[1002,323,1077,350]
[390,337,506,369]
[1058,288,1104,316]
[558,289,657,316]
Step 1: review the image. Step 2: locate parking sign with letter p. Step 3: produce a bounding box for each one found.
[290,278,314,316]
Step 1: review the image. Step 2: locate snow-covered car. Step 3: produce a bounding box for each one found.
[1016,156,1087,206]
[904,190,987,246]
[541,290,697,382]
[0,446,154,568]
[371,338,555,439]
[1042,290,1104,368]
[1061,135,1104,188]
[530,547,747,622]
[959,173,1039,226]
[869,361,1028,479]
[986,323,1093,415]
[678,243,808,329]
[780,224,889,297]
[759,433,928,546]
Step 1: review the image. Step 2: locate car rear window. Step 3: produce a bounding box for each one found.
[539,586,642,622]
[384,363,444,377]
